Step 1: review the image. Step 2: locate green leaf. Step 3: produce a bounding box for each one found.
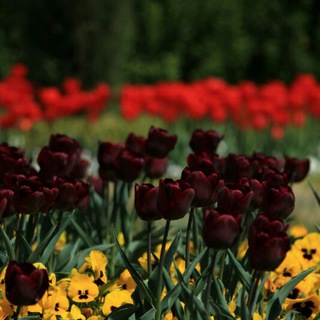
[28,215,71,264]
[227,249,252,291]
[69,216,96,247]
[113,229,156,308]
[308,182,320,207]
[266,267,316,320]
[138,308,156,320]
[17,233,33,262]
[108,303,138,320]
[0,224,15,261]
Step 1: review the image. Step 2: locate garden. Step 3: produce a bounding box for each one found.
[0,2,320,320]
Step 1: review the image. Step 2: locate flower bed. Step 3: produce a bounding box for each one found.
[0,126,318,320]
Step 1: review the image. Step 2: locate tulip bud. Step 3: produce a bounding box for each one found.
[125,133,146,157]
[135,183,161,221]
[157,178,195,220]
[144,157,168,179]
[203,208,242,250]
[284,156,310,183]
[262,183,295,220]
[248,215,290,271]
[114,149,144,183]
[5,261,49,306]
[181,168,224,207]
[146,126,177,158]
[189,129,223,155]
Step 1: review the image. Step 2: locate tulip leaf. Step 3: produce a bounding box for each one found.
[164,231,180,270]
[139,308,156,320]
[266,267,315,320]
[108,303,138,320]
[113,229,156,308]
[28,214,71,264]
[162,267,183,319]
[227,248,251,291]
[0,224,15,261]
[308,182,320,207]
[17,233,33,262]
[69,216,96,247]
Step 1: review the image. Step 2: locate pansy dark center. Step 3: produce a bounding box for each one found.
[292,301,315,318]
[78,289,89,300]
[111,306,117,311]
[54,303,60,312]
[301,248,316,260]
[288,288,300,299]
[283,268,291,277]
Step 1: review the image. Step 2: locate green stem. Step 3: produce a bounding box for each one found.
[13,305,21,320]
[205,249,216,315]
[155,220,171,320]
[147,221,152,279]
[247,270,262,318]
[185,207,194,270]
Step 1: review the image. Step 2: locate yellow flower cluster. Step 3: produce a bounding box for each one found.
[265,231,320,319]
[0,250,135,319]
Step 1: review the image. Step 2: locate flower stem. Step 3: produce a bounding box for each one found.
[155,220,171,320]
[185,207,195,270]
[205,248,216,315]
[147,221,152,279]
[247,270,262,318]
[13,305,21,320]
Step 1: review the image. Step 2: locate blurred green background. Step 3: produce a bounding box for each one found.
[1,0,320,87]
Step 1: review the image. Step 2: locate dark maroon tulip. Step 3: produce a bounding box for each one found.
[98,141,125,181]
[38,134,86,181]
[157,178,195,220]
[203,208,242,249]
[224,153,257,182]
[217,183,253,214]
[251,152,284,172]
[0,143,33,184]
[239,177,264,210]
[181,168,224,207]
[54,177,89,211]
[0,189,15,218]
[248,215,290,271]
[5,260,49,306]
[262,182,295,220]
[69,159,90,180]
[189,129,223,155]
[187,152,224,177]
[145,126,177,158]
[144,157,168,179]
[114,149,145,183]
[125,133,146,157]
[284,156,310,183]
[135,183,161,221]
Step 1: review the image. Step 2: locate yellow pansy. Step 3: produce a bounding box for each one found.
[43,288,69,320]
[289,224,308,239]
[80,250,108,286]
[67,270,99,303]
[114,269,136,292]
[55,231,67,252]
[0,299,14,320]
[102,289,133,316]
[67,305,86,320]
[286,295,320,319]
[292,233,320,269]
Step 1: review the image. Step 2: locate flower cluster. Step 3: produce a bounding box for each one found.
[0,64,110,130]
[120,75,320,139]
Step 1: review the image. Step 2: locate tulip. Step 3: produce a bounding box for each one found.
[187,152,224,177]
[248,215,290,271]
[135,183,161,221]
[189,129,223,155]
[284,156,310,183]
[144,156,168,179]
[217,183,253,215]
[125,133,146,157]
[5,261,49,306]
[157,178,195,220]
[262,183,295,220]
[114,149,145,183]
[203,208,242,250]
[181,168,224,207]
[145,126,177,158]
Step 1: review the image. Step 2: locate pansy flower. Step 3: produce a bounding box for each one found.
[0,299,14,320]
[114,269,136,293]
[80,250,108,286]
[43,288,69,320]
[292,233,320,269]
[102,289,133,317]
[67,305,86,320]
[67,270,99,303]
[286,295,320,319]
